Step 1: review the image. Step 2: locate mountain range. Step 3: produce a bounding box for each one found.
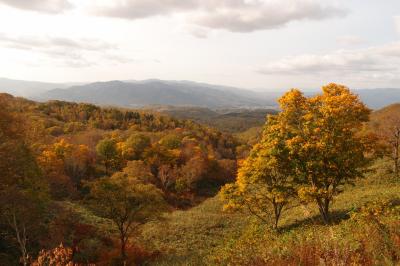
[0,78,80,97]
[37,80,276,109]
[1,77,400,109]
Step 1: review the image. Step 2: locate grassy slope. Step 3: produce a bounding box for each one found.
[58,159,399,265]
[139,197,250,265]
[157,107,276,133]
[140,158,400,265]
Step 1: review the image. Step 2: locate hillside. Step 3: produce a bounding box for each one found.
[0,93,244,264]
[57,162,399,265]
[38,81,400,110]
[152,106,277,133]
[370,103,400,121]
[38,80,276,109]
[0,85,400,265]
[2,77,400,110]
[1,87,400,266]
[0,77,71,97]
[367,103,400,145]
[138,159,400,265]
[356,89,400,110]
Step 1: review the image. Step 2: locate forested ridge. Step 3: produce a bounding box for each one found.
[0,92,241,265]
[1,84,400,266]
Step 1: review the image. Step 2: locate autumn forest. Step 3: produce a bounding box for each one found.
[0,83,398,265]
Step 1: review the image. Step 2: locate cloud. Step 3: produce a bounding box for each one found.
[336,35,364,46]
[0,33,129,67]
[192,0,347,33]
[185,26,209,39]
[0,0,73,13]
[395,16,400,34]
[91,0,347,33]
[257,42,400,78]
[91,0,197,19]
[0,34,115,51]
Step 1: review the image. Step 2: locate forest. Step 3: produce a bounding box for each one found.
[1,83,399,266]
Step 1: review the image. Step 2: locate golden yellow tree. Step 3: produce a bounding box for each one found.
[220,115,294,229]
[279,83,372,223]
[221,83,374,226]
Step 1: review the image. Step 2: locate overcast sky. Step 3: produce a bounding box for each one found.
[0,0,399,90]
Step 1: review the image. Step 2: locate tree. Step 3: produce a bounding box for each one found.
[65,144,96,186]
[86,172,165,262]
[96,138,119,175]
[123,133,151,160]
[220,115,294,229]
[178,155,209,192]
[278,83,373,223]
[1,187,48,266]
[0,95,48,265]
[368,104,400,177]
[159,133,181,150]
[38,139,76,199]
[121,160,156,184]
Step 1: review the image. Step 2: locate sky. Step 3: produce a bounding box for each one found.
[0,0,399,91]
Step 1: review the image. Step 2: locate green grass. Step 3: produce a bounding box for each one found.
[139,196,250,265]
[55,201,117,236]
[54,159,400,265]
[139,158,400,265]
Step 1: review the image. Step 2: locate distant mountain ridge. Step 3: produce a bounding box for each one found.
[38,80,276,109]
[353,89,400,109]
[0,78,66,97]
[1,77,400,109]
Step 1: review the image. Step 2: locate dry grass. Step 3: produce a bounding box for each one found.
[140,158,400,265]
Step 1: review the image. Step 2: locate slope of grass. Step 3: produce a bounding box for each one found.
[140,159,400,265]
[139,196,250,265]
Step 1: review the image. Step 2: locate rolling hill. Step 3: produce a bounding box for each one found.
[38,80,276,109]
[2,78,400,110]
[0,78,66,97]
[352,89,400,110]
[152,106,278,132]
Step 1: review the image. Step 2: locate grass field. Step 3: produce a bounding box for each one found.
[58,158,400,265]
[139,158,400,265]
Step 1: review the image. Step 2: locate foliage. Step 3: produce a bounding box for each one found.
[222,83,375,226]
[159,133,182,149]
[0,93,239,264]
[32,243,74,266]
[96,138,120,175]
[85,171,166,261]
[272,84,374,223]
[220,115,295,229]
[141,164,400,265]
[210,198,400,266]
[1,87,399,266]
[121,133,151,160]
[158,106,277,133]
[368,103,400,176]
[0,94,49,266]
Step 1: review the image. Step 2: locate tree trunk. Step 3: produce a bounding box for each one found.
[119,228,128,266]
[120,235,126,260]
[317,198,330,224]
[393,128,400,177]
[105,159,110,176]
[273,203,283,230]
[394,143,399,177]
[12,213,28,266]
